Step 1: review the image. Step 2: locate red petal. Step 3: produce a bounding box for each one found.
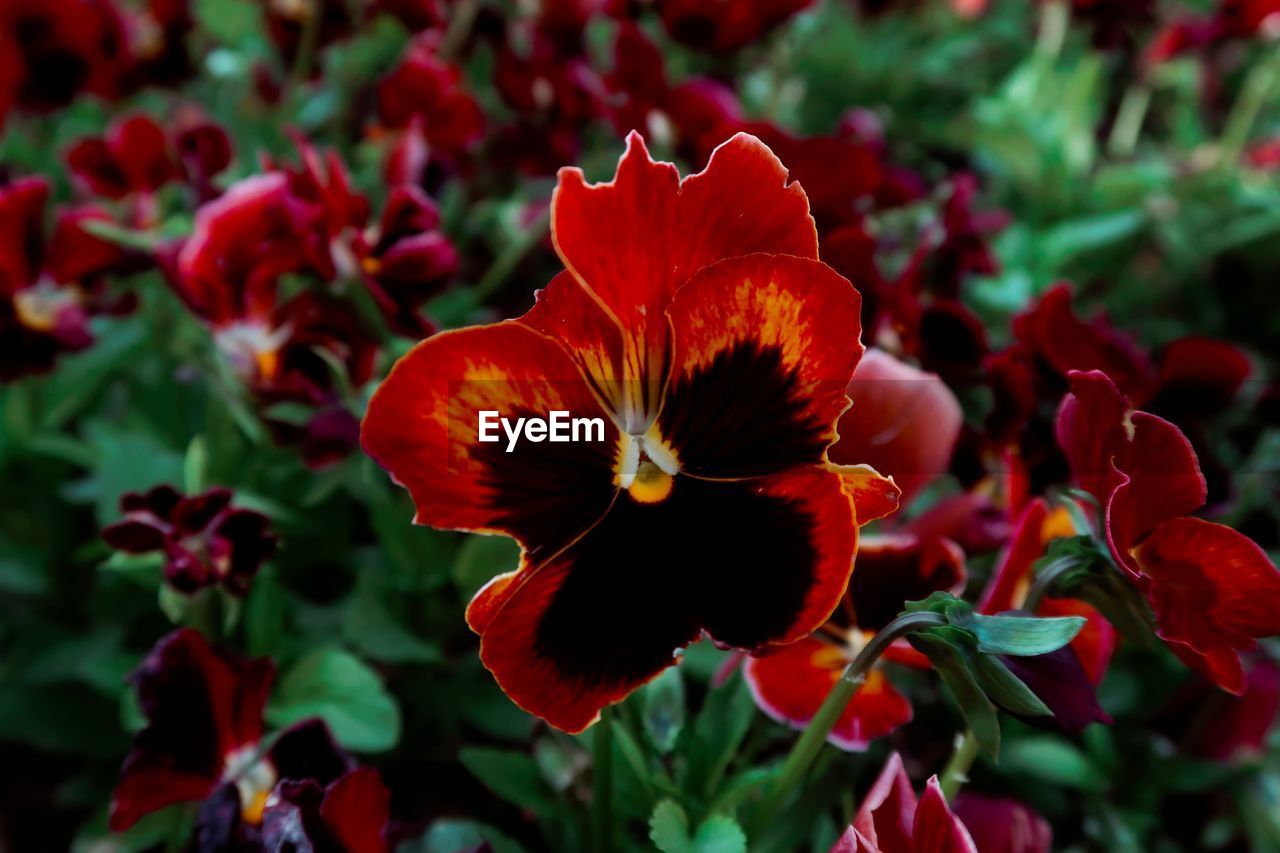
[852,752,917,852]
[831,348,962,507]
[953,793,1052,853]
[914,777,979,853]
[66,138,131,198]
[111,114,182,193]
[834,465,901,526]
[361,322,620,562]
[978,499,1050,615]
[1055,370,1130,514]
[1107,411,1206,555]
[320,768,390,853]
[661,253,862,478]
[550,132,818,417]
[849,533,966,632]
[0,178,50,291]
[1135,518,1280,694]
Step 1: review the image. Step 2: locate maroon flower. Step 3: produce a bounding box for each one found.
[607,22,743,163]
[102,485,277,596]
[360,186,459,337]
[110,629,352,836]
[1057,370,1280,693]
[0,177,133,381]
[262,768,391,853]
[0,0,131,121]
[375,34,485,176]
[656,0,816,54]
[952,793,1052,853]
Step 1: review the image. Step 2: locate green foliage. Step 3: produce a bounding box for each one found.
[266,648,402,752]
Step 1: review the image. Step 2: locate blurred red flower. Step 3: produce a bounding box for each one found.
[656,0,815,53]
[262,767,391,853]
[110,630,354,838]
[0,177,135,381]
[102,485,277,596]
[362,132,900,732]
[1057,369,1280,693]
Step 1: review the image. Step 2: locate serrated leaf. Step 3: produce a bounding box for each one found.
[650,800,691,853]
[692,815,747,853]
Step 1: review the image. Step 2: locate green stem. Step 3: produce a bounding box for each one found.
[1023,556,1079,613]
[288,0,324,87]
[439,0,482,61]
[592,708,614,853]
[1035,1,1070,63]
[469,208,551,304]
[750,611,947,839]
[1107,83,1152,158]
[939,729,981,800]
[1217,49,1280,169]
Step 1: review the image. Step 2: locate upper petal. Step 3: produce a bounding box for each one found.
[852,752,917,852]
[659,253,862,478]
[914,778,980,853]
[361,322,620,562]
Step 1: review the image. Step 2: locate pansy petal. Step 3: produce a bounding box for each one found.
[1135,517,1280,694]
[1107,411,1206,554]
[914,777,980,853]
[361,322,620,562]
[475,467,856,732]
[319,768,391,853]
[659,253,862,478]
[954,793,1053,853]
[848,534,966,632]
[834,465,901,525]
[978,499,1050,615]
[550,132,818,419]
[853,752,917,852]
[1056,370,1130,511]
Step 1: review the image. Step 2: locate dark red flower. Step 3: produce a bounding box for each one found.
[0,177,133,381]
[832,753,977,852]
[375,34,485,172]
[928,174,1008,299]
[362,132,900,732]
[0,0,131,120]
[745,534,966,749]
[118,0,197,90]
[1057,369,1280,693]
[829,348,963,508]
[1218,0,1280,37]
[110,629,352,835]
[360,185,458,337]
[952,793,1052,853]
[656,0,815,54]
[67,113,183,200]
[102,485,277,596]
[1194,657,1280,762]
[607,22,743,163]
[262,767,391,853]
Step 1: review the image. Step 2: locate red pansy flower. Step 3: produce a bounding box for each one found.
[110,629,352,836]
[832,753,977,852]
[262,767,391,853]
[1056,369,1280,693]
[656,0,815,54]
[745,533,966,749]
[952,792,1052,853]
[102,485,277,596]
[829,348,963,508]
[0,177,133,381]
[362,132,900,732]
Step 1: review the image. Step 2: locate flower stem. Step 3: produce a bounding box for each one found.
[1023,556,1079,613]
[1107,83,1152,159]
[592,707,614,853]
[469,207,551,304]
[1217,48,1280,169]
[939,729,981,800]
[288,0,324,87]
[1035,1,1070,63]
[749,611,946,840]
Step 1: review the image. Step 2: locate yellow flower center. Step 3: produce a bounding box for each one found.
[628,460,674,504]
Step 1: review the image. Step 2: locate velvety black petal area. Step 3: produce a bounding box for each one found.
[658,342,830,478]
[846,537,965,632]
[477,468,857,732]
[268,719,353,785]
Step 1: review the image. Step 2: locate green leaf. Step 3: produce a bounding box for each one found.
[266,648,401,752]
[413,819,527,853]
[343,588,442,664]
[1001,736,1106,791]
[685,671,756,798]
[643,667,685,754]
[970,654,1051,717]
[453,534,521,601]
[650,800,692,853]
[692,816,748,853]
[183,435,208,494]
[966,612,1086,656]
[458,747,558,817]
